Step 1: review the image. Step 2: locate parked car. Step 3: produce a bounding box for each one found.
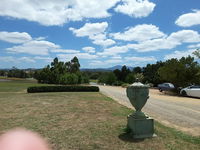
[157,83,175,92]
[180,85,200,98]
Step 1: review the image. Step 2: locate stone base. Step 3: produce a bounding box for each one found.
[127,115,155,139]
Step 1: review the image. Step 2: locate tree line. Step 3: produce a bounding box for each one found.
[34,57,89,84]
[0,67,34,78]
[1,49,200,88]
[97,55,200,88]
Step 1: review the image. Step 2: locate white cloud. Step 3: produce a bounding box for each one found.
[57,52,98,62]
[18,57,35,63]
[175,10,200,27]
[82,47,95,53]
[0,56,35,63]
[69,22,108,37]
[114,0,155,18]
[168,30,200,43]
[92,39,116,47]
[127,38,171,52]
[0,56,15,62]
[0,0,120,26]
[6,40,60,55]
[89,60,105,67]
[188,43,200,49]
[89,57,123,67]
[70,22,115,47]
[106,58,123,64]
[0,31,32,44]
[97,45,129,56]
[51,49,80,53]
[89,55,156,67]
[34,56,53,62]
[125,56,157,62]
[164,49,196,60]
[110,24,165,42]
[127,30,200,52]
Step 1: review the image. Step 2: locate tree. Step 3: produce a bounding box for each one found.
[125,73,135,84]
[193,49,200,58]
[7,67,28,78]
[81,73,89,84]
[89,72,100,80]
[70,56,80,73]
[59,73,78,85]
[98,72,117,85]
[113,69,121,81]
[98,73,107,84]
[34,57,85,85]
[35,65,51,83]
[134,73,144,82]
[106,72,117,85]
[143,61,165,86]
[133,66,142,74]
[158,56,200,88]
[121,65,131,82]
[0,70,6,76]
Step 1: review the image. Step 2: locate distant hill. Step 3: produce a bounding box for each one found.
[1,65,134,72]
[81,68,111,72]
[81,65,134,72]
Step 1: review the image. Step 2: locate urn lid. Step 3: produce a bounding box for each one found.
[128,78,149,88]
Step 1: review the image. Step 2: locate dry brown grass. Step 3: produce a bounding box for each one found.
[0,81,199,150]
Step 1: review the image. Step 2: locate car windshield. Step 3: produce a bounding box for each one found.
[190,85,200,89]
[166,83,174,87]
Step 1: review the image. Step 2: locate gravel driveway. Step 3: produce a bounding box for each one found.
[98,85,200,136]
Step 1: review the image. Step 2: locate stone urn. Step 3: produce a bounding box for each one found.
[126,81,155,139]
[126,82,149,119]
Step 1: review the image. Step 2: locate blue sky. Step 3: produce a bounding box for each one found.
[0,0,200,69]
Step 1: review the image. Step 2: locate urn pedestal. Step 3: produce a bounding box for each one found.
[126,82,155,139]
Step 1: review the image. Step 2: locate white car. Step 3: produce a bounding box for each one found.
[180,85,200,98]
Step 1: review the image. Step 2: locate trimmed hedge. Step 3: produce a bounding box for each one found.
[27,85,99,93]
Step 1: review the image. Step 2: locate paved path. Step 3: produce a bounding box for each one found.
[98,85,200,136]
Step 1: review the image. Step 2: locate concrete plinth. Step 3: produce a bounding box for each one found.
[127,114,155,139]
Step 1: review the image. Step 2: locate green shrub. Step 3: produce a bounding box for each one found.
[77,72,89,84]
[113,81,124,86]
[146,83,154,87]
[27,86,99,93]
[121,83,130,88]
[125,73,135,84]
[59,73,78,85]
[98,72,117,85]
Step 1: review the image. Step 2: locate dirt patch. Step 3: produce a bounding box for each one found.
[0,79,11,82]
[150,89,200,104]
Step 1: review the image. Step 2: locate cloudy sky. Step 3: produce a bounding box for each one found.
[0,0,200,69]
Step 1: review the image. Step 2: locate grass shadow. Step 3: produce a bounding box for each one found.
[118,128,144,143]
[118,132,145,143]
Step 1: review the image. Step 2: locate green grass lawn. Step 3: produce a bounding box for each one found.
[0,78,50,92]
[0,79,199,150]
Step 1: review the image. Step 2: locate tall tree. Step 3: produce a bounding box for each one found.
[70,56,80,73]
[113,69,121,81]
[35,56,84,85]
[133,66,142,74]
[121,65,131,82]
[125,73,135,84]
[193,49,200,58]
[143,61,165,86]
[158,56,200,87]
[134,73,144,82]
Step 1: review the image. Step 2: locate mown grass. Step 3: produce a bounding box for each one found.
[0,79,199,150]
[89,79,98,83]
[0,78,50,92]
